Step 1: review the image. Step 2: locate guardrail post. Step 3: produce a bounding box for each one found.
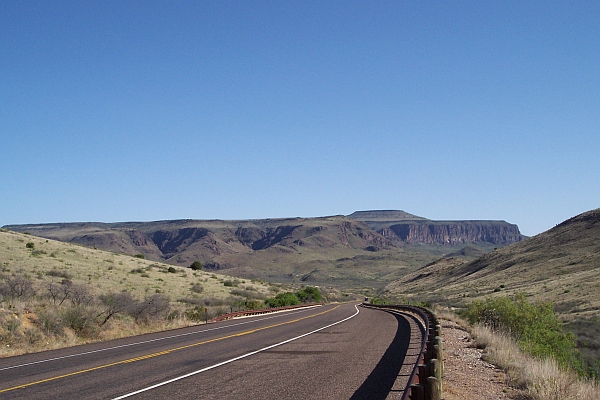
[425,376,442,400]
[409,383,424,400]
[430,359,442,390]
[434,337,444,377]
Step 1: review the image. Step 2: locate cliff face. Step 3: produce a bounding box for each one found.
[382,222,524,245]
[346,211,525,246]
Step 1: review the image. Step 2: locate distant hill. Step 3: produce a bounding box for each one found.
[4,211,525,287]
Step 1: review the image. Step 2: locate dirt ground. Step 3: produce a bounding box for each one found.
[441,319,526,400]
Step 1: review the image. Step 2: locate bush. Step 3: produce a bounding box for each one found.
[265,292,300,308]
[190,283,204,294]
[134,254,145,259]
[461,294,582,371]
[60,306,98,338]
[47,270,73,280]
[184,306,206,322]
[189,261,203,271]
[26,242,34,249]
[297,286,322,303]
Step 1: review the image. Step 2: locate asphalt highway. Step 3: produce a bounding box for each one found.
[0,303,420,399]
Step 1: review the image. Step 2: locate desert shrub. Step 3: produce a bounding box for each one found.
[68,284,94,307]
[462,294,582,372]
[167,267,177,273]
[36,308,64,336]
[297,286,322,303]
[0,274,36,300]
[223,279,240,287]
[265,292,300,308]
[189,261,203,271]
[26,242,34,249]
[60,306,98,338]
[370,297,392,305]
[129,293,170,323]
[98,292,136,326]
[184,306,206,322]
[46,270,73,279]
[134,254,145,259]
[190,283,204,294]
[244,300,264,310]
[45,279,74,305]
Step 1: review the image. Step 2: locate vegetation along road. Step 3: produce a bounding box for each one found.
[0,303,422,399]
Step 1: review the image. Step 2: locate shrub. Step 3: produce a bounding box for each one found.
[134,254,145,259]
[26,242,34,249]
[130,293,170,323]
[462,294,582,372]
[184,306,206,322]
[1,274,36,300]
[190,283,204,294]
[297,286,322,303]
[47,270,73,279]
[60,306,98,338]
[189,261,203,271]
[265,292,300,308]
[167,267,177,273]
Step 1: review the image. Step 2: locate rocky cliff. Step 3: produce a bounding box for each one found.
[347,210,525,246]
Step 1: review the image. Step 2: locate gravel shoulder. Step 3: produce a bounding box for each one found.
[441,319,526,400]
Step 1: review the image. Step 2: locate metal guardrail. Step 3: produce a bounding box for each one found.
[208,303,320,323]
[362,303,444,400]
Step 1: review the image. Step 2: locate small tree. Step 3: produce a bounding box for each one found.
[190,261,203,271]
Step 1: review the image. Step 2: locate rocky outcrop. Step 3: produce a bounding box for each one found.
[383,221,524,245]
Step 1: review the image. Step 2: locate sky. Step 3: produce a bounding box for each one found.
[1,1,598,237]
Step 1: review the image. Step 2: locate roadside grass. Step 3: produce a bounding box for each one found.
[436,307,600,399]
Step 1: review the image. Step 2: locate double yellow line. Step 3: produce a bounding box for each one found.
[1,305,339,393]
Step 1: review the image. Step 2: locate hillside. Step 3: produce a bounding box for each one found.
[4,211,525,288]
[0,228,275,305]
[385,208,600,368]
[387,208,600,310]
[0,228,286,357]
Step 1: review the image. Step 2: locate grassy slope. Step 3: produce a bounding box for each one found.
[386,208,600,370]
[0,229,274,302]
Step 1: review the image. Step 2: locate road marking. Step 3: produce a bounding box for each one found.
[0,305,321,372]
[0,304,346,394]
[112,304,361,399]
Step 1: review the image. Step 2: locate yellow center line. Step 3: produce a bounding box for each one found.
[0,305,340,393]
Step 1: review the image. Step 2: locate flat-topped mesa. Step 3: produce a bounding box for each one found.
[347,210,525,246]
[346,210,428,221]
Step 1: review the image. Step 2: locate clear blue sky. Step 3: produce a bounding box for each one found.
[1,1,598,236]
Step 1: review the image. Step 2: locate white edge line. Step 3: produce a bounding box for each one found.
[0,305,322,372]
[112,304,361,400]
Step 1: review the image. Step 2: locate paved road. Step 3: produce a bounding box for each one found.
[0,303,421,399]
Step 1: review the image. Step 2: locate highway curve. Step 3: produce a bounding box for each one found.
[0,303,422,399]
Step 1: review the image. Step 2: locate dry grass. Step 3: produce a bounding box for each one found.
[0,230,281,358]
[469,322,600,400]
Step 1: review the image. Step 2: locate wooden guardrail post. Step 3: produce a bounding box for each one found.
[425,376,442,400]
[409,383,425,400]
[434,336,444,377]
